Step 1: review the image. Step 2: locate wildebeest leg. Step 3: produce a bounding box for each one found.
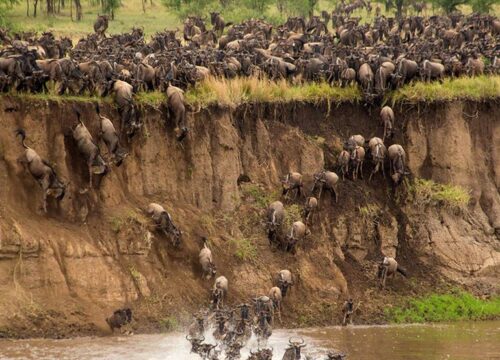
[382,161,386,178]
[317,184,323,204]
[381,268,387,289]
[342,313,347,326]
[87,161,93,189]
[40,176,51,213]
[332,187,338,203]
[360,161,364,179]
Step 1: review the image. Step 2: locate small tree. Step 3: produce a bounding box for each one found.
[470,0,499,13]
[103,0,121,19]
[430,0,466,13]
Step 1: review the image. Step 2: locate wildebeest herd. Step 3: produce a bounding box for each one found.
[0,9,498,102]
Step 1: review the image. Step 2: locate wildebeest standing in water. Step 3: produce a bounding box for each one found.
[106,308,132,332]
[15,129,66,212]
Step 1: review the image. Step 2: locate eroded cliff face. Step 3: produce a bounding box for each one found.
[0,97,498,337]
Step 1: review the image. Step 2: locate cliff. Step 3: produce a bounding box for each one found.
[0,97,498,338]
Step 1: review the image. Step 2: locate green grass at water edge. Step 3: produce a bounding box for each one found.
[387,292,500,323]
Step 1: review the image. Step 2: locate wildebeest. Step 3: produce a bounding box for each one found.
[146,202,182,247]
[212,275,228,310]
[368,137,387,181]
[94,15,109,38]
[282,337,306,360]
[267,200,285,245]
[248,348,273,360]
[285,221,310,253]
[341,298,354,326]
[72,109,108,189]
[166,82,188,141]
[312,170,339,204]
[277,269,293,297]
[95,103,127,166]
[421,60,445,82]
[15,129,65,212]
[303,196,318,225]
[199,238,217,279]
[380,106,395,141]
[282,172,303,200]
[388,144,407,185]
[377,256,407,289]
[187,313,205,337]
[106,308,132,332]
[268,286,282,322]
[338,150,350,181]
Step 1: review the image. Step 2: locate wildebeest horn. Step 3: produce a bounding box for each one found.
[186,335,193,340]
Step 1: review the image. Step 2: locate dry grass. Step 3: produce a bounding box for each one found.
[390,75,500,104]
[185,76,362,108]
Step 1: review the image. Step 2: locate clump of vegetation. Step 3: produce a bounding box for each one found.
[158,315,179,331]
[390,75,500,104]
[109,216,124,233]
[231,237,258,262]
[408,178,471,211]
[135,91,165,107]
[129,266,142,282]
[240,183,279,209]
[387,292,500,323]
[284,204,303,228]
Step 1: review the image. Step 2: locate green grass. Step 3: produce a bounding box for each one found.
[387,292,500,323]
[390,76,500,104]
[231,237,258,261]
[135,91,165,107]
[158,315,179,331]
[408,178,471,211]
[7,0,180,41]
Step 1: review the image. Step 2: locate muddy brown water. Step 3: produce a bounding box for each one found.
[0,321,498,359]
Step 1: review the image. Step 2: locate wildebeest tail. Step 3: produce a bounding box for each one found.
[397,265,407,277]
[15,128,28,148]
[73,106,82,124]
[94,102,101,116]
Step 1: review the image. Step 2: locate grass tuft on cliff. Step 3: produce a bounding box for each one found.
[408,178,471,211]
[391,75,500,104]
[387,292,500,323]
[185,76,362,107]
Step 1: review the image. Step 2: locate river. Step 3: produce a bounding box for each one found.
[0,321,498,359]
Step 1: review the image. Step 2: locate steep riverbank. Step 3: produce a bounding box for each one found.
[0,96,498,338]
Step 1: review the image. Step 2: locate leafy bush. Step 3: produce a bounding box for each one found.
[408,178,470,211]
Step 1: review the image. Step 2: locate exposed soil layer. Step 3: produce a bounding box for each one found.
[0,97,498,338]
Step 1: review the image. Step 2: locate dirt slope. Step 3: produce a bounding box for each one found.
[0,97,498,338]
